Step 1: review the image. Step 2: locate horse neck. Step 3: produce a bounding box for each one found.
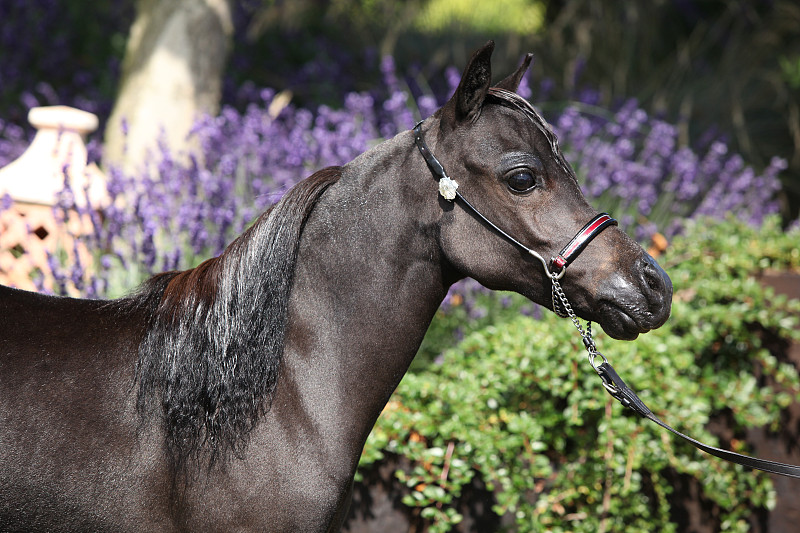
[280,129,449,446]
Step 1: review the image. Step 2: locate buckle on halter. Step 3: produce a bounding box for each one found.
[550,255,567,275]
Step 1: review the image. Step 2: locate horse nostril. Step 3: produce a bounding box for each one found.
[639,255,672,299]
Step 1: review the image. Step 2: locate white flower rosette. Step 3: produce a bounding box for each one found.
[438,176,459,201]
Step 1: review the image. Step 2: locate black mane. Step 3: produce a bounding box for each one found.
[132,166,342,469]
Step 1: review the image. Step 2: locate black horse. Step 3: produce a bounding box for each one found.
[0,42,671,532]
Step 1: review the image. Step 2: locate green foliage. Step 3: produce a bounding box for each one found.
[359,216,800,531]
[779,55,800,90]
[414,0,545,35]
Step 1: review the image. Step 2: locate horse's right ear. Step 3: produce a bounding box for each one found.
[496,53,533,92]
[442,41,495,128]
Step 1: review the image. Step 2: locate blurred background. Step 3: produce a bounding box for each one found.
[2,1,800,532]
[2,0,799,217]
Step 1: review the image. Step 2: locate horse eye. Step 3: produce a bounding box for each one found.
[507,171,536,193]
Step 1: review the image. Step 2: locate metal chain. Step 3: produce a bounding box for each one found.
[550,276,610,374]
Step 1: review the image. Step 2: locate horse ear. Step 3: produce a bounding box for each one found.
[445,40,495,126]
[495,53,533,92]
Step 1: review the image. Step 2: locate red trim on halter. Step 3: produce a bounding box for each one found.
[550,214,618,274]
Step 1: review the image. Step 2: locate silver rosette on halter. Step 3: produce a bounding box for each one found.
[438,176,459,201]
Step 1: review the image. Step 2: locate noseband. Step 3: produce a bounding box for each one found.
[413,120,800,479]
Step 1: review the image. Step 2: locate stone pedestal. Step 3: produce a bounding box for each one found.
[0,106,107,293]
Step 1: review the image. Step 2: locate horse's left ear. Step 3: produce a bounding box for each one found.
[443,40,495,127]
[495,53,534,92]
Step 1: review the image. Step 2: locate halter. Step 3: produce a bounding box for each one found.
[413,119,800,479]
[412,123,616,277]
[412,121,616,311]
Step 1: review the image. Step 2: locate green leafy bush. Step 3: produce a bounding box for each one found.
[359,216,800,532]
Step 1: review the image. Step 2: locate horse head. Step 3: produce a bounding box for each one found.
[420,41,672,340]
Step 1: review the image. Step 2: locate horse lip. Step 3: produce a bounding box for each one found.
[597,301,653,340]
[593,269,672,340]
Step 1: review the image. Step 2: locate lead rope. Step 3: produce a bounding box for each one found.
[552,273,800,479]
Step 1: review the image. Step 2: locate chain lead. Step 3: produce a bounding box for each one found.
[550,276,611,377]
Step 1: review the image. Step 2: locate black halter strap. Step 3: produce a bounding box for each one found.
[413,122,616,279]
[413,119,800,480]
[550,213,617,274]
[595,359,800,478]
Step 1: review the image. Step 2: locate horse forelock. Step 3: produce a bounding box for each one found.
[485,87,577,182]
[134,166,342,471]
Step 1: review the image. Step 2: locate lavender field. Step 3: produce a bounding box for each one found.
[2,55,786,299]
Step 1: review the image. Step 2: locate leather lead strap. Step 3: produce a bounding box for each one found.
[596,359,800,479]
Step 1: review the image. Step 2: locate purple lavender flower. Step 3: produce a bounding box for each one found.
[553,98,784,238]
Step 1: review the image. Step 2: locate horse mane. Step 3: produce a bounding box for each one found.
[131,166,342,470]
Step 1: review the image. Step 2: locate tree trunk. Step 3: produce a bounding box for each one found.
[103,0,232,174]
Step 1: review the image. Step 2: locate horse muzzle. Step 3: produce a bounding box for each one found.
[594,253,673,340]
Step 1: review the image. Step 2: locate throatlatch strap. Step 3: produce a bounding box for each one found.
[595,359,800,479]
